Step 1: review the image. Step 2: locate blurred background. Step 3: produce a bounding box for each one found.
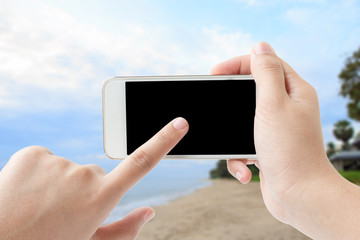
[0,0,359,239]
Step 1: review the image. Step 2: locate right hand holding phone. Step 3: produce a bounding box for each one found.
[212,42,337,229]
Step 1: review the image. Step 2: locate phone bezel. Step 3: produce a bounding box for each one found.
[102,75,257,160]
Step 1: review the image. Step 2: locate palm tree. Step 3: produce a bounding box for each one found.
[333,120,354,150]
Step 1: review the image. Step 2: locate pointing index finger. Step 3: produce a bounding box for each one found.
[103,117,189,199]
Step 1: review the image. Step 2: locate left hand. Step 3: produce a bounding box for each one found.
[0,117,189,240]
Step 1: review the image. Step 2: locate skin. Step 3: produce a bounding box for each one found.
[0,117,189,240]
[212,42,360,240]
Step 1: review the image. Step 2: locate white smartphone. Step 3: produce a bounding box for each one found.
[102,75,256,159]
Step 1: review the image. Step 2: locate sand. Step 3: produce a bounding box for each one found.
[137,180,311,240]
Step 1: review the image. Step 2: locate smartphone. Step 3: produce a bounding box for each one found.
[102,75,256,159]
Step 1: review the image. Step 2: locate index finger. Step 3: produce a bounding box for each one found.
[103,117,189,199]
[211,54,251,75]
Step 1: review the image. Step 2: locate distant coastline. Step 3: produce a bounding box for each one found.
[103,178,211,224]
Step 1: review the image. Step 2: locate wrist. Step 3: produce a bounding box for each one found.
[288,160,360,240]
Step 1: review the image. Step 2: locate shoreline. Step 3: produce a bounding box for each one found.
[137,179,310,240]
[104,178,212,224]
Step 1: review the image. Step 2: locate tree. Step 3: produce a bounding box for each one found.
[326,141,336,158]
[338,48,360,121]
[209,160,233,179]
[333,120,354,150]
[209,160,259,179]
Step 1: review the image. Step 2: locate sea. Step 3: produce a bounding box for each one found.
[102,159,216,224]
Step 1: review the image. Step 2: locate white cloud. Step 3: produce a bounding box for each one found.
[0,2,107,111]
[0,1,255,114]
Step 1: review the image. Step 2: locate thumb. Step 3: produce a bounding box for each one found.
[91,207,155,240]
[251,42,288,110]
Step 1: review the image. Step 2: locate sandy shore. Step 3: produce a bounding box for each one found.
[137,180,310,240]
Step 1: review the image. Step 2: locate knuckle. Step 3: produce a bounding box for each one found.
[11,145,52,162]
[130,149,154,171]
[74,166,95,178]
[53,156,72,169]
[22,145,51,156]
[65,165,102,205]
[86,164,107,175]
[66,165,99,185]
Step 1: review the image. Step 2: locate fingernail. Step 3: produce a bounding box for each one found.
[253,42,274,55]
[144,210,155,223]
[235,171,243,182]
[172,117,188,130]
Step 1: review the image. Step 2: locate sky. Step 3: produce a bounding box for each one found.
[0,0,360,173]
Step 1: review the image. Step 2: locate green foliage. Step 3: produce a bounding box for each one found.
[250,174,260,182]
[338,48,360,121]
[248,164,259,176]
[209,160,260,181]
[339,170,360,184]
[326,141,336,158]
[333,120,354,150]
[209,160,233,179]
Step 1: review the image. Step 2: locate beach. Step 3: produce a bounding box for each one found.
[137,180,310,240]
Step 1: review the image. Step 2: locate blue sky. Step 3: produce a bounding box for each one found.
[0,0,360,174]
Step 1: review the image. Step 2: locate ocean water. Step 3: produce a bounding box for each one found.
[102,159,217,224]
[103,177,211,224]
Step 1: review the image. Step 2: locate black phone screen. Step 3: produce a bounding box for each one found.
[125,79,256,155]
